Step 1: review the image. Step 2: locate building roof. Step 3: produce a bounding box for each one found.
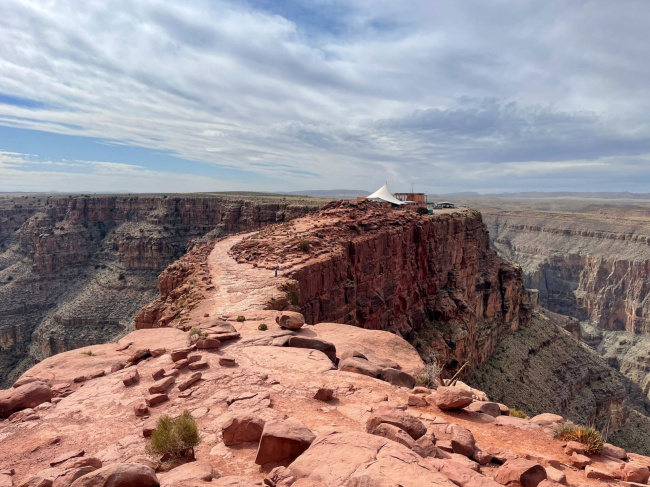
[366,184,406,205]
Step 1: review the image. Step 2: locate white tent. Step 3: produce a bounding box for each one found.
[366,183,406,205]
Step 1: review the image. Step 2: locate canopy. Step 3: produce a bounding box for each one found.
[367,183,406,205]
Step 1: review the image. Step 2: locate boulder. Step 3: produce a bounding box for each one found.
[222,409,286,446]
[219,356,236,367]
[178,372,202,391]
[472,447,493,466]
[170,347,194,362]
[564,441,585,455]
[69,463,158,487]
[264,467,295,487]
[121,369,139,387]
[287,337,337,363]
[145,394,168,407]
[434,386,474,410]
[57,458,102,471]
[408,394,427,407]
[544,467,566,485]
[497,403,510,415]
[151,369,165,381]
[275,312,305,330]
[53,467,97,487]
[288,431,456,486]
[380,368,416,388]
[448,424,476,458]
[133,401,148,417]
[150,348,166,357]
[158,461,217,486]
[494,459,547,487]
[18,474,53,487]
[603,442,628,460]
[569,453,591,469]
[172,359,189,370]
[412,387,430,395]
[187,354,202,364]
[148,377,175,395]
[530,414,564,426]
[616,462,650,483]
[339,358,382,378]
[340,350,368,361]
[0,381,53,419]
[255,418,316,465]
[196,338,221,349]
[142,418,157,438]
[127,349,151,364]
[188,361,209,370]
[365,407,427,440]
[415,436,437,458]
[466,402,502,418]
[584,465,615,481]
[313,388,333,402]
[370,423,417,451]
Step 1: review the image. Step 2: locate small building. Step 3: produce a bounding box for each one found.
[365,184,406,206]
[394,193,426,204]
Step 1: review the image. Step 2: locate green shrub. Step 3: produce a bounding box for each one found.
[348,212,357,219]
[148,410,201,459]
[298,240,310,252]
[416,206,429,215]
[287,290,299,305]
[81,350,94,356]
[553,422,603,454]
[509,408,527,419]
[188,327,207,338]
[236,315,246,322]
[258,323,268,331]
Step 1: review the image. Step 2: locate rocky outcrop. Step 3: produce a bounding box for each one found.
[0,194,322,387]
[229,200,533,376]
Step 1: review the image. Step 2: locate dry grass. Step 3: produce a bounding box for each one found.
[553,421,604,454]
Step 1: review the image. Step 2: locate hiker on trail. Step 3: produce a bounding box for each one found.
[275,264,279,277]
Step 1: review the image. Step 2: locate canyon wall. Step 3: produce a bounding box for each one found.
[0,193,322,387]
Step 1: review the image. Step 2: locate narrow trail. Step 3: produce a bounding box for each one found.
[192,232,290,318]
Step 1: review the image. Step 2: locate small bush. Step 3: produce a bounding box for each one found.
[258,323,268,331]
[148,410,201,459]
[236,315,246,322]
[188,327,207,338]
[415,354,442,387]
[287,290,299,305]
[416,207,429,215]
[298,240,310,252]
[348,212,357,219]
[81,350,94,356]
[553,422,603,454]
[6,275,13,282]
[118,273,125,281]
[509,408,527,419]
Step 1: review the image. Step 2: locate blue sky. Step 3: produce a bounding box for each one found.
[1,0,650,193]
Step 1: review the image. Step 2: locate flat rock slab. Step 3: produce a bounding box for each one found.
[188,361,209,370]
[148,377,175,395]
[178,372,202,391]
[50,449,85,467]
[145,394,169,407]
[255,417,316,465]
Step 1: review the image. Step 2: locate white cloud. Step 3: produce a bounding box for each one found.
[1,0,650,192]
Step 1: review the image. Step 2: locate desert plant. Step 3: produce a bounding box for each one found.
[148,410,201,459]
[415,354,442,387]
[416,206,429,215]
[236,315,246,322]
[287,290,299,305]
[509,408,527,419]
[258,323,268,331]
[118,273,125,281]
[553,422,603,454]
[348,211,357,219]
[298,240,310,252]
[6,275,13,282]
[81,350,94,356]
[188,327,207,338]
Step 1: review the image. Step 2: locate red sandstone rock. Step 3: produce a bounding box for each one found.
[178,372,201,391]
[68,463,158,487]
[495,459,547,487]
[121,369,139,387]
[187,354,202,363]
[148,377,174,394]
[467,401,502,418]
[58,458,102,471]
[530,413,564,426]
[275,311,305,330]
[380,368,416,388]
[313,388,333,402]
[339,357,381,378]
[544,467,566,485]
[127,348,150,364]
[287,336,336,362]
[408,394,427,407]
[603,442,628,460]
[158,461,216,486]
[564,441,585,455]
[615,462,650,483]
[188,361,208,370]
[434,386,474,410]
[219,356,236,366]
[170,347,194,361]
[50,450,85,467]
[366,406,426,440]
[142,418,157,438]
[145,393,168,407]
[172,359,189,369]
[569,453,591,469]
[196,338,221,349]
[151,368,165,381]
[0,381,53,419]
[222,409,286,446]
[255,417,316,465]
[371,423,418,451]
[585,465,615,481]
[448,424,476,458]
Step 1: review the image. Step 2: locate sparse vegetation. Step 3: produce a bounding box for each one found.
[553,422,604,454]
[147,410,201,459]
[188,327,207,338]
[415,353,442,387]
[258,323,268,331]
[118,273,125,281]
[81,350,95,356]
[6,275,13,282]
[287,290,299,305]
[348,211,357,219]
[236,315,246,322]
[509,408,527,419]
[298,240,310,252]
[416,207,429,215]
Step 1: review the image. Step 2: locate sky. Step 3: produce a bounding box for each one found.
[1,0,650,194]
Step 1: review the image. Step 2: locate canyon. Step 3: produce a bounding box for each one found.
[4,198,650,486]
[0,193,323,388]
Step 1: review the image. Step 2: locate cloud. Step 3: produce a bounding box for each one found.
[0,0,650,193]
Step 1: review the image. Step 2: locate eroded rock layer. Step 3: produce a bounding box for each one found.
[0,194,322,387]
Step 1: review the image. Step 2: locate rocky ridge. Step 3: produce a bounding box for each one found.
[0,194,323,387]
